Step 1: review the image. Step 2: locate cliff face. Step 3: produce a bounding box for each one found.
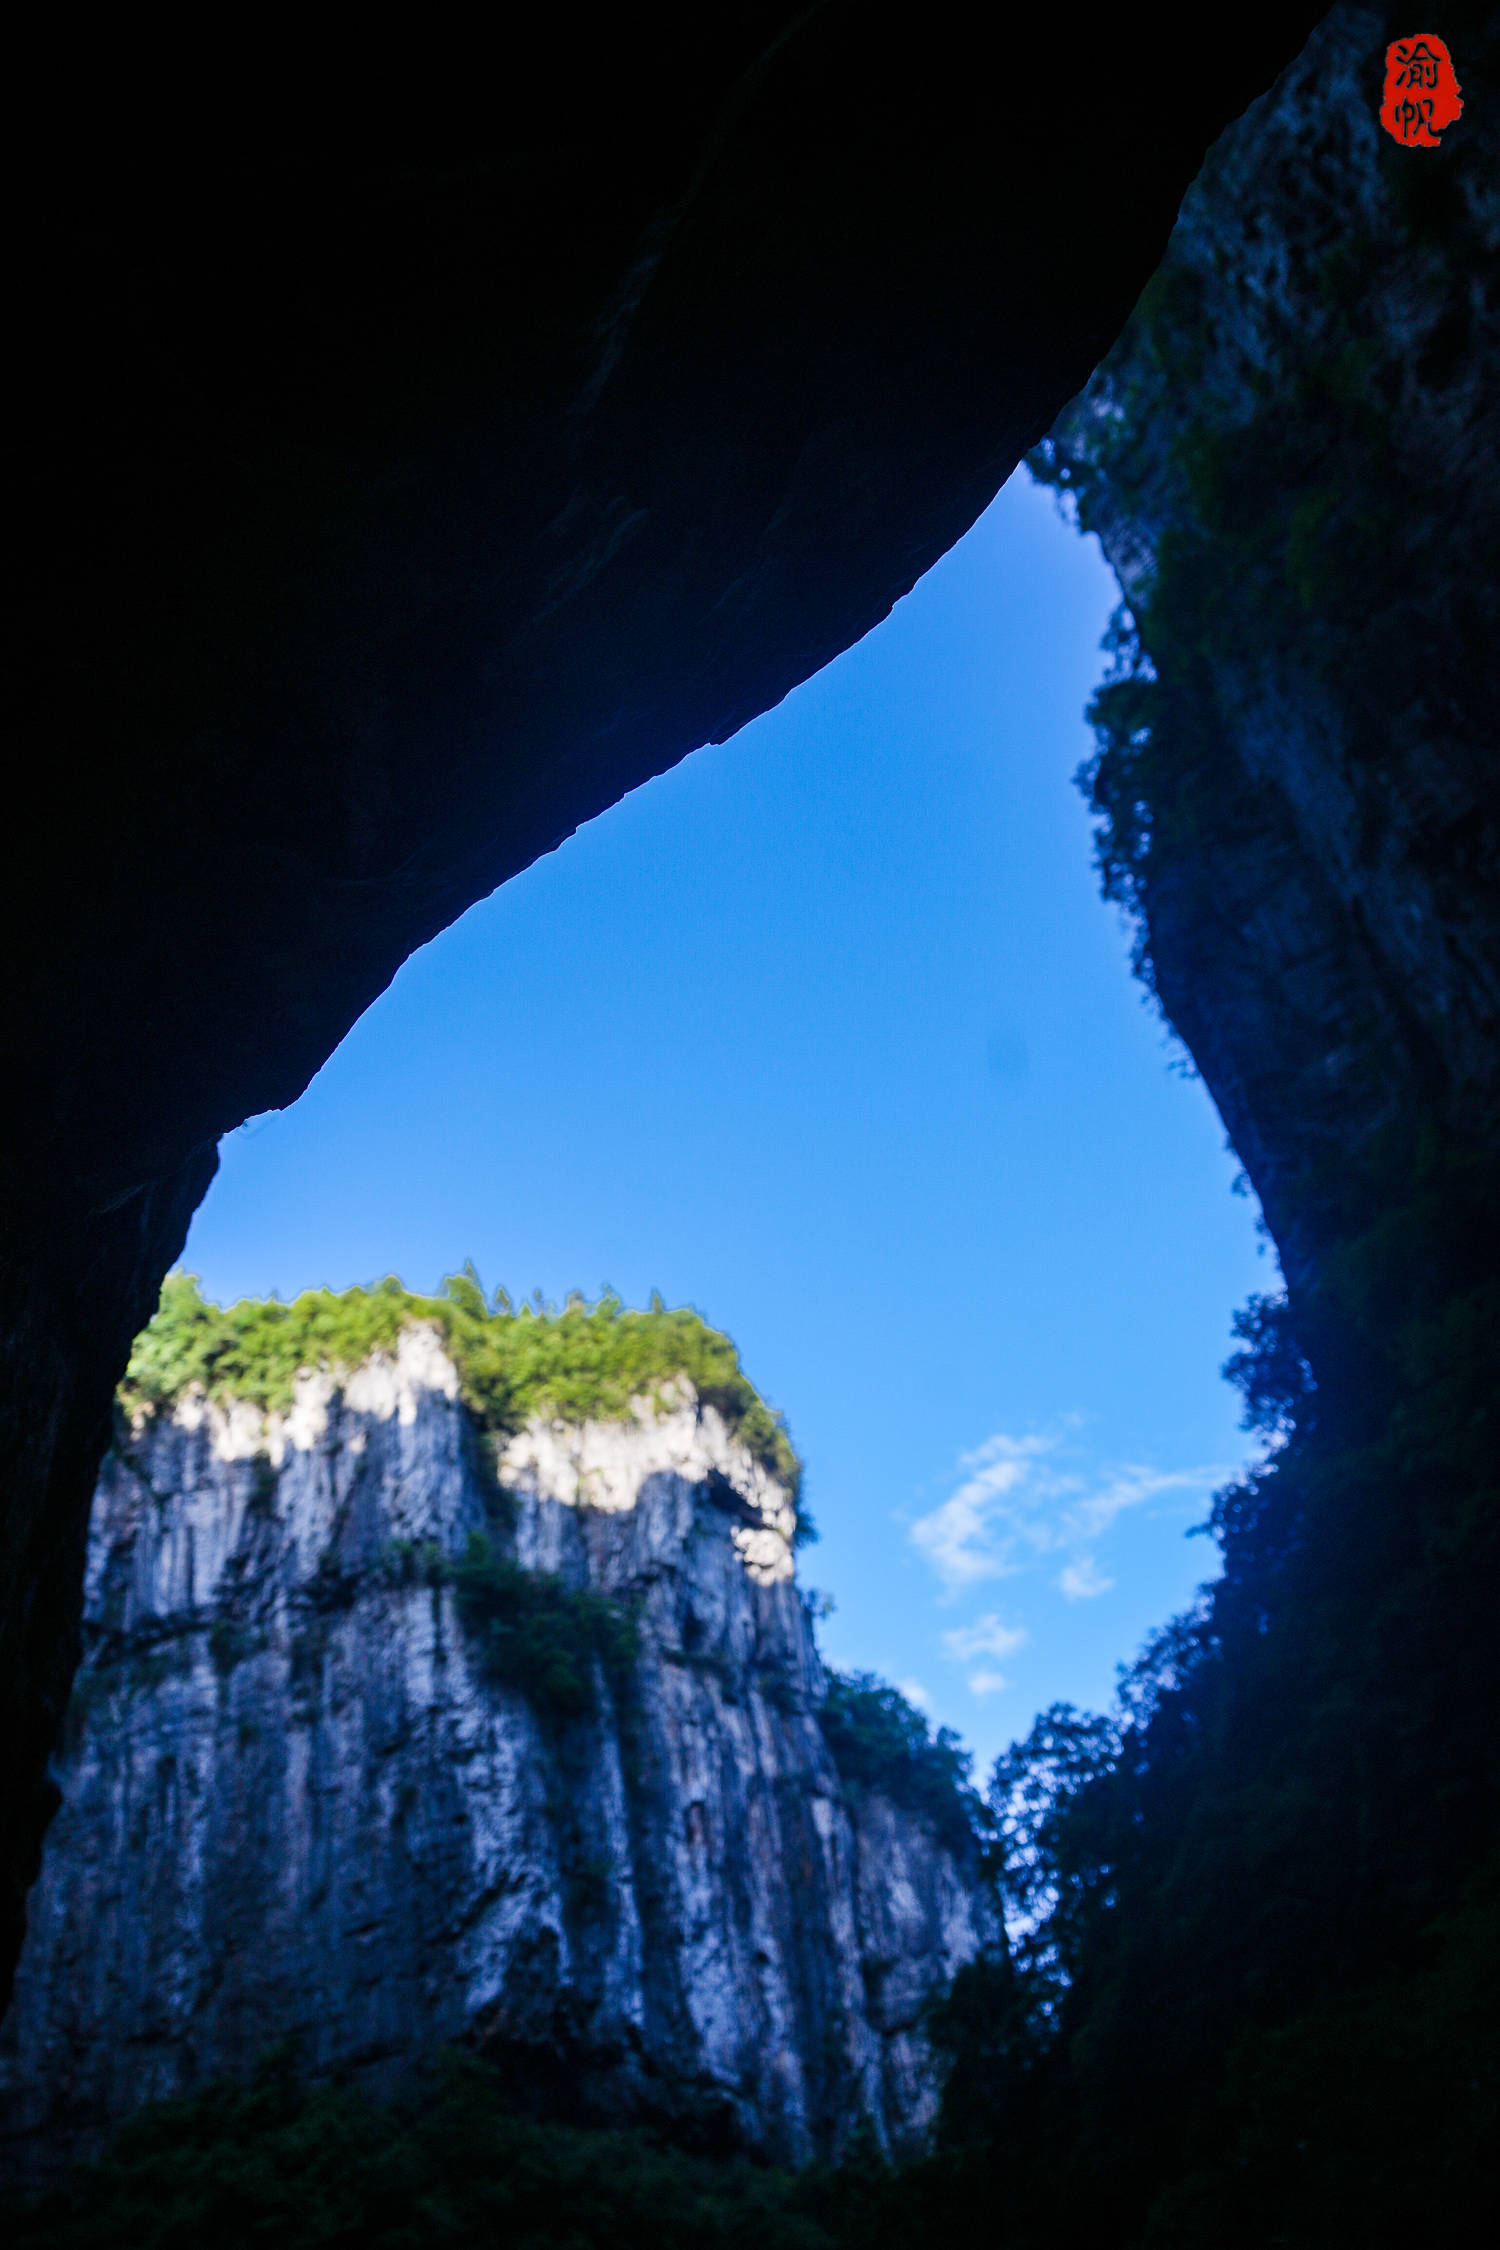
[0,1326,992,2183]
[1033,0,1499,1312]
[2,4,1331,2006]
[941,8,1500,2228]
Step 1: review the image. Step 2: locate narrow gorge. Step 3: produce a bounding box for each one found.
[5,2,1496,2236]
[0,1285,994,2187]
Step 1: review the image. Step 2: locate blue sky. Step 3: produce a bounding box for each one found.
[183,468,1275,1779]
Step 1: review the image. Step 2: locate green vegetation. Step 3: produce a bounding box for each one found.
[818,1672,988,1862]
[1,2052,848,2250]
[449,1532,638,1722]
[113,1275,799,1726]
[121,1269,801,1504]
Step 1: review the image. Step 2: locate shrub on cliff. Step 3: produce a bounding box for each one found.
[449,1532,639,1721]
[818,1671,988,1860]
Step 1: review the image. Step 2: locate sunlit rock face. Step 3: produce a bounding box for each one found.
[0,1330,993,2184]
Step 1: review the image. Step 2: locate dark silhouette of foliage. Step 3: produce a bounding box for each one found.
[1221,1290,1316,1441]
[2,2051,839,2250]
[966,7,1500,2226]
[818,1671,988,1859]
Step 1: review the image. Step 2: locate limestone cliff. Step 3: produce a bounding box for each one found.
[0,1323,993,2185]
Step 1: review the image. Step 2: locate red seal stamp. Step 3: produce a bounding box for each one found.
[1380,34,1463,146]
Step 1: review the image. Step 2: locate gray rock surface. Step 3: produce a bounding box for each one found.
[0,1328,994,2183]
[1035,0,1500,1305]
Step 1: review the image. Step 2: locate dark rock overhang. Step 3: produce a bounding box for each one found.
[2,3,1330,2010]
[12,3,1329,1217]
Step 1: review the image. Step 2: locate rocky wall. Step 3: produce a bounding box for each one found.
[0,1330,994,2184]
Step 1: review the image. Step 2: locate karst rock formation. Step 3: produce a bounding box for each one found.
[1,1326,994,2182]
[1035,0,1499,1314]
[5,2,1330,2005]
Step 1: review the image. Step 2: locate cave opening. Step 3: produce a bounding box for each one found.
[6,1,1496,2233]
[180,464,1273,1771]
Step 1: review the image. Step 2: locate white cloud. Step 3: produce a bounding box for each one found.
[1058,1555,1114,1600]
[941,1614,1029,1664]
[940,1613,1028,1699]
[910,1430,1225,1605]
[896,1676,934,1712]
[908,1432,1062,1592]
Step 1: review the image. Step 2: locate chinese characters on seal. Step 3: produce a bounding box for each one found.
[1380,34,1463,146]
